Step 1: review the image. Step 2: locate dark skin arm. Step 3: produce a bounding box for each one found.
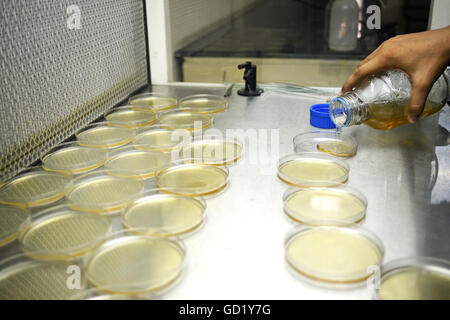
[341,26,450,123]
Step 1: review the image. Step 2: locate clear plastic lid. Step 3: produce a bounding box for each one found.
[122,189,206,237]
[133,125,192,152]
[285,226,384,285]
[76,122,135,149]
[128,93,177,112]
[85,231,185,294]
[105,146,171,180]
[105,106,157,128]
[41,141,107,175]
[283,186,367,226]
[18,204,111,261]
[376,257,450,300]
[0,205,30,247]
[156,163,229,197]
[0,167,70,208]
[66,170,144,215]
[293,130,357,158]
[0,254,86,299]
[178,94,228,114]
[277,153,350,187]
[157,110,213,131]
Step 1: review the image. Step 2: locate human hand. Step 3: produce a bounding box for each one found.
[341,26,450,123]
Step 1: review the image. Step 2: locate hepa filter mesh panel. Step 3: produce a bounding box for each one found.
[0,0,148,182]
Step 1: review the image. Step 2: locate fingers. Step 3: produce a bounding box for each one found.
[407,81,432,123]
[341,57,392,93]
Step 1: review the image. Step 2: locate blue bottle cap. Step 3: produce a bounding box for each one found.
[310,103,335,129]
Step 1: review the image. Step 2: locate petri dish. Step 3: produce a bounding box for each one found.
[178,137,243,165]
[178,94,228,114]
[277,153,349,187]
[0,205,30,247]
[0,255,86,300]
[158,110,213,131]
[41,142,107,175]
[293,130,357,158]
[285,226,384,285]
[0,167,70,208]
[133,125,192,152]
[128,93,177,112]
[105,146,171,180]
[76,122,135,149]
[122,189,206,236]
[156,164,229,197]
[283,186,367,226]
[18,205,111,261]
[376,257,450,300]
[86,234,185,294]
[66,170,143,214]
[105,106,157,128]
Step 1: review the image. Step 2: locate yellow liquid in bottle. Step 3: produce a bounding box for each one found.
[284,188,366,225]
[378,267,450,300]
[365,99,443,130]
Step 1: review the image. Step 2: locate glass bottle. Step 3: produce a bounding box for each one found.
[327,0,359,52]
[329,69,450,130]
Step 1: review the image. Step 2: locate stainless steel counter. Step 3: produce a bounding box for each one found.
[1,82,449,299]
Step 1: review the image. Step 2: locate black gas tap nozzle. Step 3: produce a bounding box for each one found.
[237,61,263,97]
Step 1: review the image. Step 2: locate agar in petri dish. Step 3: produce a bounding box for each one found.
[133,126,191,152]
[86,235,185,294]
[41,142,107,175]
[0,168,70,208]
[178,94,228,114]
[178,137,243,165]
[0,205,30,247]
[105,106,156,128]
[66,170,143,214]
[76,122,134,149]
[156,164,228,197]
[0,258,85,299]
[377,258,450,300]
[277,153,349,187]
[283,186,367,226]
[105,146,171,180]
[122,191,206,236]
[128,93,177,112]
[18,205,111,261]
[293,131,357,158]
[285,226,383,284]
[158,111,213,131]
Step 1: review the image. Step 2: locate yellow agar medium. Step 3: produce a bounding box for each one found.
[179,139,243,165]
[179,95,227,114]
[0,170,70,208]
[86,236,184,294]
[66,172,143,214]
[284,188,366,226]
[317,141,356,158]
[286,227,382,284]
[278,157,348,187]
[19,208,111,261]
[0,206,30,247]
[158,111,212,131]
[42,145,107,175]
[76,125,134,149]
[0,260,85,299]
[156,164,228,197]
[105,149,171,180]
[123,194,205,236]
[105,107,156,128]
[378,266,450,300]
[133,128,191,152]
[129,94,177,112]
